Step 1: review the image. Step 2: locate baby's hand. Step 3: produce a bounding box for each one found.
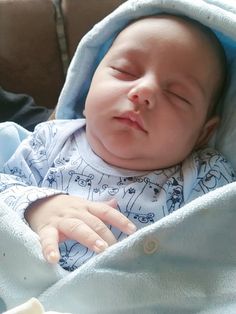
[25,194,137,264]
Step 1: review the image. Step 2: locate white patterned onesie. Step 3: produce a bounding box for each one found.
[0,119,235,271]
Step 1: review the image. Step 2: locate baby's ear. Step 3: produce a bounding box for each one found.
[195,116,220,149]
[82,109,86,117]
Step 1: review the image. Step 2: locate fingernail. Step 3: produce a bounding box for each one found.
[107,198,117,208]
[94,240,108,253]
[47,251,58,263]
[127,223,137,234]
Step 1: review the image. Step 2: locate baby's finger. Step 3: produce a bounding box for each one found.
[38,226,60,264]
[104,198,117,208]
[58,218,115,253]
[88,201,137,235]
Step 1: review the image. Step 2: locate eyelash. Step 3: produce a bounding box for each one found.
[168,91,191,105]
[111,66,136,78]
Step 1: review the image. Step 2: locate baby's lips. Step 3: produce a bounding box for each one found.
[118,111,147,133]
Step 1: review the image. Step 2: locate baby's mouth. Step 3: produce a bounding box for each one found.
[114,111,147,133]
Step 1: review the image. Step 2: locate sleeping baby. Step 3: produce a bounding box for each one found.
[1,14,235,271]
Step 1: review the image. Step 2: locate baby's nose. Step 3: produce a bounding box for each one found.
[128,78,157,109]
[129,94,151,107]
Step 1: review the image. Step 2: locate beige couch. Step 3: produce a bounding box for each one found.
[0,0,125,109]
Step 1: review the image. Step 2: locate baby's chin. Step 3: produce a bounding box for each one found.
[98,146,187,171]
[86,129,183,171]
[89,139,145,170]
[91,143,167,171]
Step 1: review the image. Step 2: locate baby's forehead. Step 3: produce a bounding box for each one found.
[115,15,217,46]
[110,15,224,71]
[108,16,209,62]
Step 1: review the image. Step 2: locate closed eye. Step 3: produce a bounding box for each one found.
[168,91,191,105]
[111,66,137,79]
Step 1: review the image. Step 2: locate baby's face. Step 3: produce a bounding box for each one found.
[84,16,220,170]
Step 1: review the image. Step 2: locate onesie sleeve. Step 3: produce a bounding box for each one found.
[0,121,65,219]
[186,147,235,204]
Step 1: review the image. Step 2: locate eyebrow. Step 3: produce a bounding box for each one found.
[110,44,145,58]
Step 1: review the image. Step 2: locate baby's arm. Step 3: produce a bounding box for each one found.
[0,122,62,219]
[0,121,136,263]
[25,195,136,264]
[186,148,235,203]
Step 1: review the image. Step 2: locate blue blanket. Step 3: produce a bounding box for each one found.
[1,0,236,313]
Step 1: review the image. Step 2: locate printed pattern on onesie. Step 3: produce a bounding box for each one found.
[1,120,235,271]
